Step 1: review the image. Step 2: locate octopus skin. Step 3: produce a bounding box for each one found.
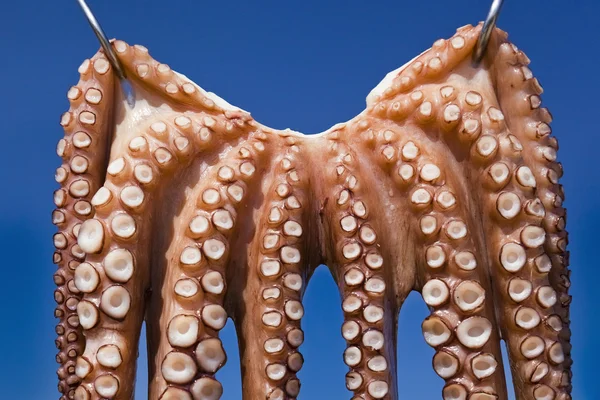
[51,23,572,400]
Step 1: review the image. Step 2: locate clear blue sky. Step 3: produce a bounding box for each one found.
[0,0,597,398]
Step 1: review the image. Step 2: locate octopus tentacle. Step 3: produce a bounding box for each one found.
[477,33,572,399]
[150,133,267,399]
[154,179,231,399]
[321,140,400,400]
[233,142,311,400]
[53,52,116,399]
[472,99,567,400]
[73,134,158,399]
[405,138,508,399]
[74,120,185,399]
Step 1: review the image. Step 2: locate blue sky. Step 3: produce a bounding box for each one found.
[0,0,597,398]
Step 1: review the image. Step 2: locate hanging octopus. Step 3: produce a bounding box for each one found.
[51,23,572,400]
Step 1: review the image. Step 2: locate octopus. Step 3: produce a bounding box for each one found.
[51,23,572,400]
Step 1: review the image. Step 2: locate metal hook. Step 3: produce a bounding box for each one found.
[472,0,505,66]
[76,0,127,80]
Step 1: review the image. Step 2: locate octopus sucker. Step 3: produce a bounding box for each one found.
[52,23,572,399]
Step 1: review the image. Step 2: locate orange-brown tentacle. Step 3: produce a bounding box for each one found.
[53,52,115,399]
[481,33,572,400]
[149,133,268,399]
[402,141,509,399]
[230,142,311,400]
[320,139,401,400]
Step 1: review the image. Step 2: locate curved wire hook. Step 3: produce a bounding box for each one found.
[472,0,505,66]
[76,0,127,80]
